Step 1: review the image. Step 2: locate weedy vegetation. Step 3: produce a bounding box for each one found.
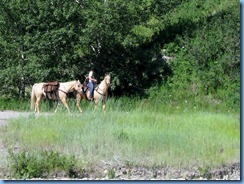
[2,96,240,179]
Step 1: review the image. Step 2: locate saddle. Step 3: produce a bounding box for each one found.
[82,83,98,93]
[83,75,97,92]
[43,81,60,99]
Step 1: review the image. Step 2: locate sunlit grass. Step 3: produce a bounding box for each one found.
[4,107,240,169]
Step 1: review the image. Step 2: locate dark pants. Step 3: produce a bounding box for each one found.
[88,82,94,98]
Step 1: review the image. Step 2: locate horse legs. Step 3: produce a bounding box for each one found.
[76,101,82,113]
[102,95,108,111]
[60,97,71,113]
[102,104,106,111]
[94,98,99,111]
[75,94,83,113]
[54,99,70,113]
[102,99,106,111]
[35,97,42,113]
[93,97,106,111]
[54,101,60,113]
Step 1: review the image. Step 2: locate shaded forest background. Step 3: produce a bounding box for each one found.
[0,0,240,110]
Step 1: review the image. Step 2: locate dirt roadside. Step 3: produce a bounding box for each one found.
[0,111,32,126]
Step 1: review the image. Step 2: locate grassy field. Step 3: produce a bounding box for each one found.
[2,97,240,171]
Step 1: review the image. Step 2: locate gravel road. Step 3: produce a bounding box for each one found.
[0,111,240,180]
[0,111,32,126]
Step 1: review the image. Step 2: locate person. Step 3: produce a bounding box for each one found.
[87,68,97,100]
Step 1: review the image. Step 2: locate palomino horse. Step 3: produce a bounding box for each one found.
[74,74,111,112]
[30,80,83,113]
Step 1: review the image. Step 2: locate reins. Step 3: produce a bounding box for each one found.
[95,79,110,96]
[95,86,106,96]
[58,81,78,95]
[58,88,68,95]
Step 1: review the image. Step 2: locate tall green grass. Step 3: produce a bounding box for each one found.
[3,103,240,169]
[0,97,91,112]
[0,91,239,113]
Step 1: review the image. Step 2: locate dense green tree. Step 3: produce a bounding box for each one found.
[0,0,240,110]
[162,1,240,108]
[0,0,85,98]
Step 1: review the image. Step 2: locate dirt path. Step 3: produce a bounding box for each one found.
[0,111,32,126]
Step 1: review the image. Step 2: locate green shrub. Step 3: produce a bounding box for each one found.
[8,149,79,179]
[0,98,29,111]
[108,169,115,179]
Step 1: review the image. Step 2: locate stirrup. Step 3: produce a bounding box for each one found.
[88,96,93,101]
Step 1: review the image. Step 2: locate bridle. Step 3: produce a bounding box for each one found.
[59,88,68,95]
[104,77,110,87]
[95,86,105,96]
[58,82,82,95]
[95,77,110,96]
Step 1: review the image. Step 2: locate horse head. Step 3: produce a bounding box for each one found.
[104,74,111,87]
[74,80,84,94]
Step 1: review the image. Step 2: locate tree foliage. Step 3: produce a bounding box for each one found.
[0,0,240,109]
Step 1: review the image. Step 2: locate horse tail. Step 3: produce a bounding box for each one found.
[30,84,36,110]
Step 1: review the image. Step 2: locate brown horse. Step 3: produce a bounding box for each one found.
[30,80,83,113]
[74,74,111,112]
